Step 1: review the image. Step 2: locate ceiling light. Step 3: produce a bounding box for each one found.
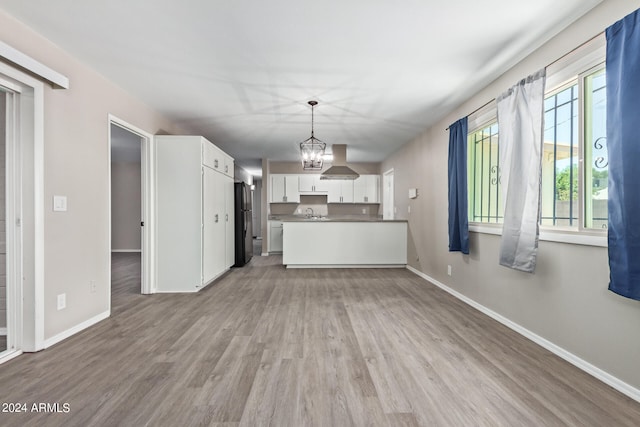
[299,100,326,170]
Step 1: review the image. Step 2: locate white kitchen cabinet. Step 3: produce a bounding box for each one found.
[327,180,354,203]
[203,141,234,178]
[155,135,234,292]
[269,220,283,252]
[202,166,226,284]
[299,174,329,194]
[223,153,234,178]
[353,174,380,203]
[270,175,300,203]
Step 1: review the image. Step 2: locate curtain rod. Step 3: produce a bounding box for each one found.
[445,30,605,131]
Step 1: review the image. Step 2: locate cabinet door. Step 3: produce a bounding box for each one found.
[224,177,235,269]
[224,154,234,178]
[271,175,286,202]
[353,176,367,203]
[327,180,342,203]
[298,175,315,192]
[367,175,380,203]
[203,167,225,283]
[354,175,379,203]
[299,175,329,193]
[341,181,354,203]
[284,176,300,202]
[202,140,223,172]
[270,222,283,252]
[327,180,354,203]
[314,176,330,192]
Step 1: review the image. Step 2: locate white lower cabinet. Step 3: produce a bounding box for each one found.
[269,221,283,252]
[155,135,234,292]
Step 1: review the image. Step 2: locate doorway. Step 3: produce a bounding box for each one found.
[109,117,154,303]
[383,168,395,220]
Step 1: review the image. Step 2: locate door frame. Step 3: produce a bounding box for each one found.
[108,115,155,297]
[383,168,395,220]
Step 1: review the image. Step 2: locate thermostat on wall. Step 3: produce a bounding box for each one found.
[408,188,418,199]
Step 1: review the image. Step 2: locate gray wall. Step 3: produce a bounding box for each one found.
[381,0,640,392]
[111,162,141,251]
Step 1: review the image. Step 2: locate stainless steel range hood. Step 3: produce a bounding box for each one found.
[320,144,360,180]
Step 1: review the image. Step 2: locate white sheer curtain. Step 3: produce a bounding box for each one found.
[497,69,546,273]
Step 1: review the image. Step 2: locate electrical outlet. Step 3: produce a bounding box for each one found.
[57,293,66,310]
[362,208,366,214]
[408,206,411,213]
[447,265,452,276]
[90,280,97,293]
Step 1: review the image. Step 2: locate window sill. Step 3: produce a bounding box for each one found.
[469,224,607,247]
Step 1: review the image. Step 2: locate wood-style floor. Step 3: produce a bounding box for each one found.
[0,253,639,426]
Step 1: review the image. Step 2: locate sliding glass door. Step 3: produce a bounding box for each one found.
[0,88,8,355]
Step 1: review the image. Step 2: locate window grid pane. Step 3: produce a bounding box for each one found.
[541,84,579,227]
[468,123,502,223]
[584,68,608,230]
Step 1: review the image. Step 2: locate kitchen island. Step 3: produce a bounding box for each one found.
[281,217,407,268]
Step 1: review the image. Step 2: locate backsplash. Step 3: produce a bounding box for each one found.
[269,195,380,217]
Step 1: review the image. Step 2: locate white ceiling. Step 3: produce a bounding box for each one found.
[0,0,601,171]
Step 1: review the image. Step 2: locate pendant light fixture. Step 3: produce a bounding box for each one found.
[299,100,326,170]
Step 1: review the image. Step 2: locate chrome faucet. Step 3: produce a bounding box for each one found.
[305,207,314,217]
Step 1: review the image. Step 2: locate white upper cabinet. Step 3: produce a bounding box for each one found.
[327,180,354,203]
[353,175,380,203]
[203,141,234,178]
[298,174,329,194]
[271,175,300,203]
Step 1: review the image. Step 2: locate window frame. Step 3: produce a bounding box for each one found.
[467,39,608,247]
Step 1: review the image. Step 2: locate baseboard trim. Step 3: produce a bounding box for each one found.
[406,265,640,404]
[0,349,22,365]
[43,310,110,349]
[111,249,142,253]
[261,252,269,257]
[286,264,406,269]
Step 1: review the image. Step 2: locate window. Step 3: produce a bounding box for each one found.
[467,61,607,236]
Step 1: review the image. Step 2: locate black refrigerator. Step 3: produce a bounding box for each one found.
[234,182,253,267]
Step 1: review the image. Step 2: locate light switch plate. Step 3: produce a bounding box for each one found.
[53,195,67,212]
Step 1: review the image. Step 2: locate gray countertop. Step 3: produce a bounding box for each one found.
[269,215,407,223]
